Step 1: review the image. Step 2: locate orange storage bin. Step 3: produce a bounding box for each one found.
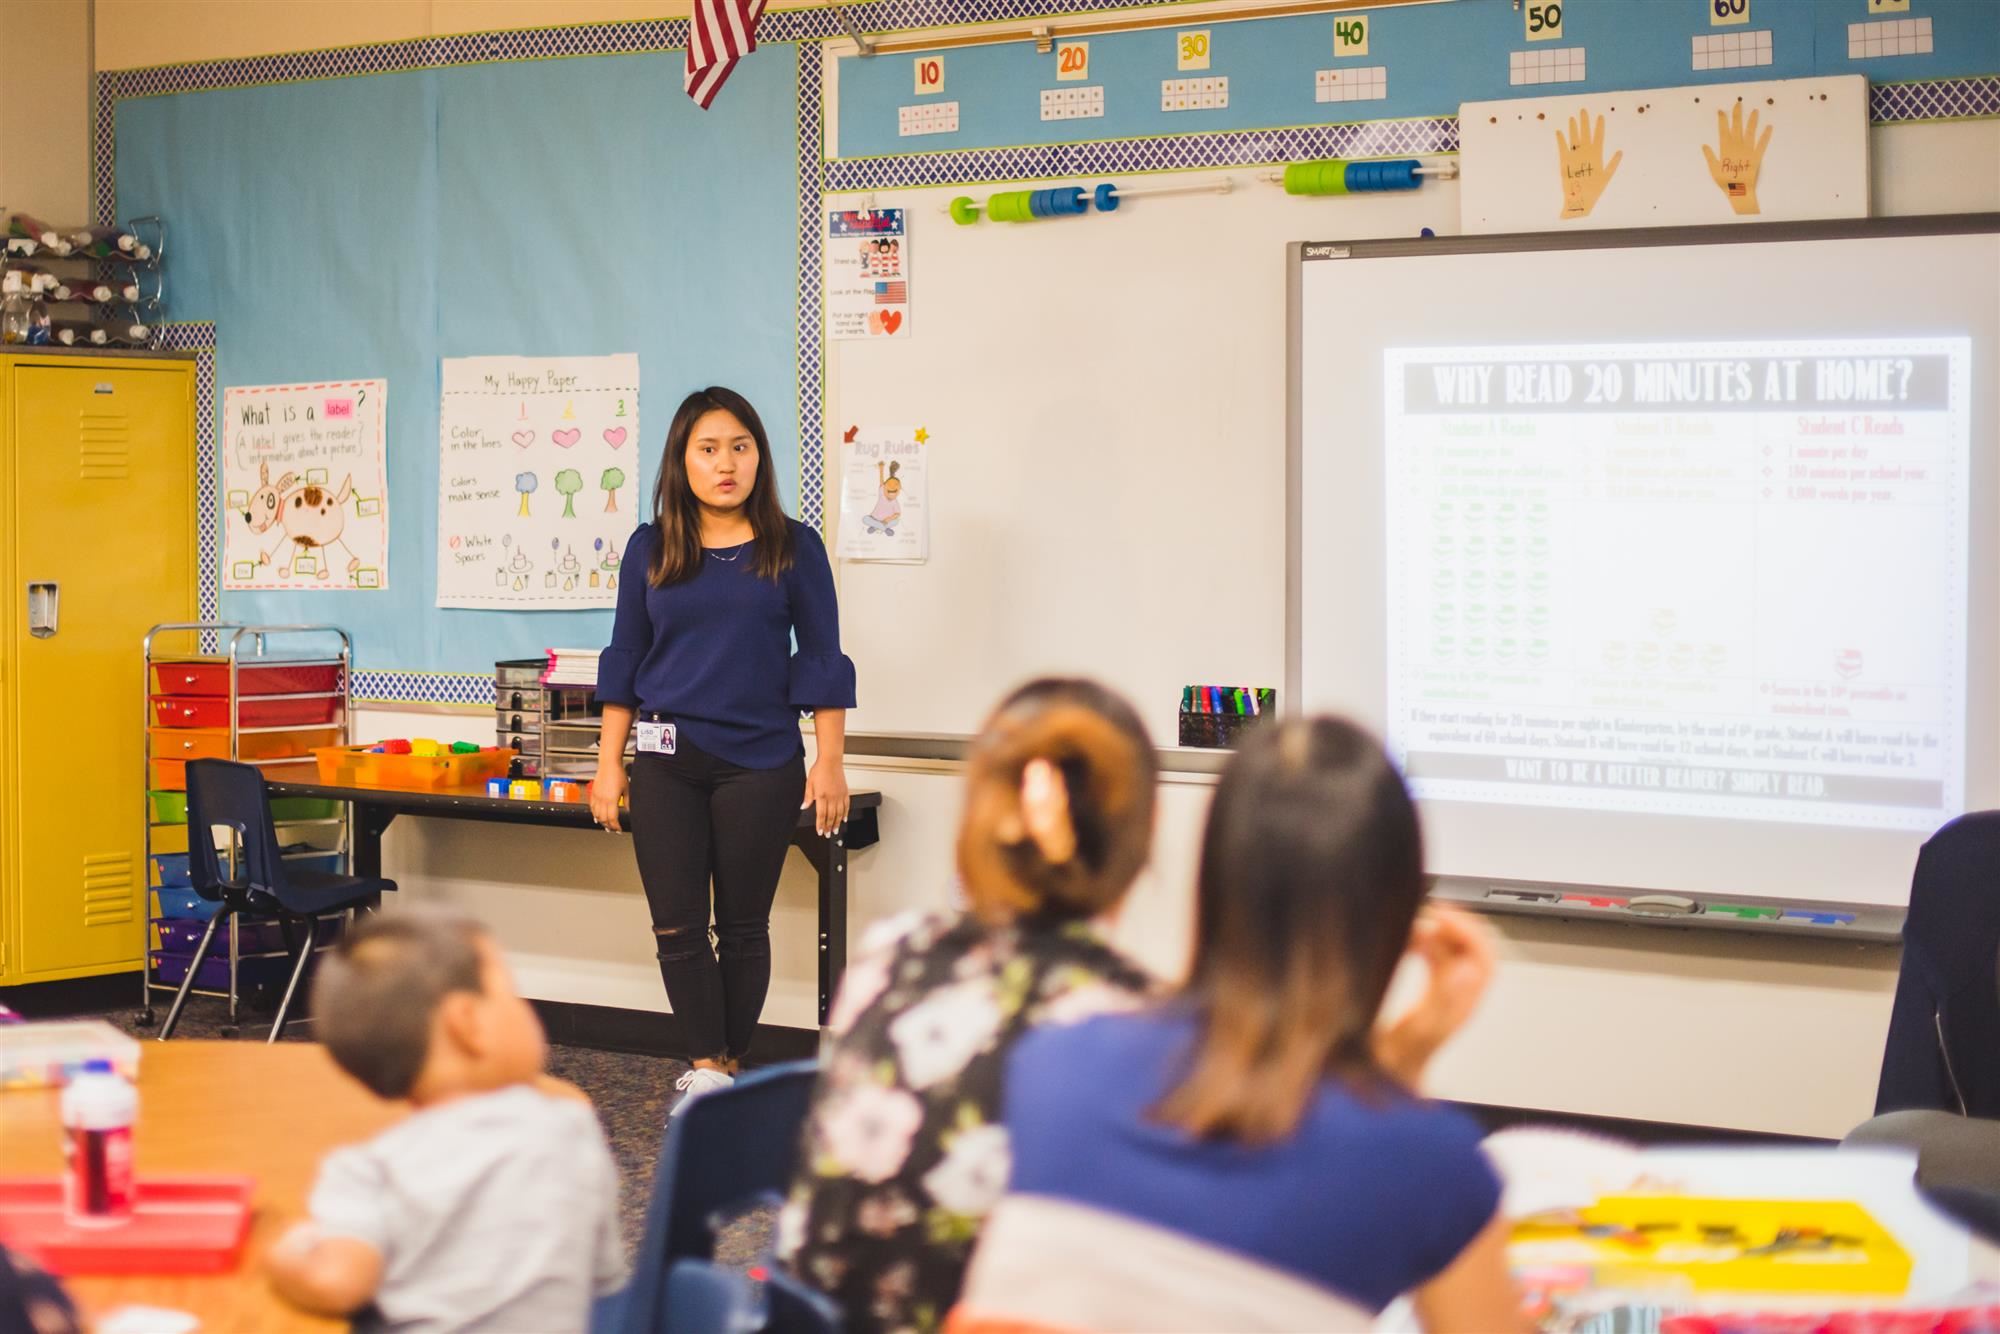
[148,727,340,763]
[312,745,511,791]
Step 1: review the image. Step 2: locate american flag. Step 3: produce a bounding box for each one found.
[874,281,907,304]
[685,0,769,110]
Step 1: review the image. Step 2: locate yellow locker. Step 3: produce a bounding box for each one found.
[1,351,196,985]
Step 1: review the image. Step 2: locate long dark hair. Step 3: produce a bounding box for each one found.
[649,386,795,586]
[1155,717,1426,1144]
[956,679,1158,924]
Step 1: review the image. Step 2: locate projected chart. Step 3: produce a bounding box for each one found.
[1384,338,1969,832]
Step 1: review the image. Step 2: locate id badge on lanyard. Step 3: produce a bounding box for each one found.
[636,720,678,755]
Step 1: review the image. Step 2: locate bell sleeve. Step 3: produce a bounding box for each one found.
[595,524,654,709]
[788,522,857,712]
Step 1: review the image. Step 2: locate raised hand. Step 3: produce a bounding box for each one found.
[1374,904,1497,1091]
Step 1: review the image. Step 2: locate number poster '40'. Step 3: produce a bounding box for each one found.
[436,354,639,609]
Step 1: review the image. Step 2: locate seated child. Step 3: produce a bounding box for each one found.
[949,718,1522,1333]
[782,678,1161,1331]
[266,909,626,1333]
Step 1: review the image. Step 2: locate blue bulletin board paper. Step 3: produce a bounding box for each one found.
[115,44,802,675]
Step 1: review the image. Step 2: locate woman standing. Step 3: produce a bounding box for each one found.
[593,387,855,1112]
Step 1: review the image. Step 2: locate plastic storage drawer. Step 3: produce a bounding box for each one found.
[151,853,193,889]
[153,887,219,921]
[149,727,342,763]
[155,917,339,954]
[151,661,342,697]
[150,949,289,992]
[152,695,341,729]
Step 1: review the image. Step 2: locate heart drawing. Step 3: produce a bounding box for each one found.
[603,427,627,449]
[512,430,535,448]
[552,428,581,448]
[880,310,903,335]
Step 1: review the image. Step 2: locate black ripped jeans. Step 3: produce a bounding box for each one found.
[628,741,807,1063]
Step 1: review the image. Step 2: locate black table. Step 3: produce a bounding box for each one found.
[267,780,882,1026]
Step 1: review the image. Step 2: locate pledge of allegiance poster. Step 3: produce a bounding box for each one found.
[436,355,639,609]
[825,209,910,341]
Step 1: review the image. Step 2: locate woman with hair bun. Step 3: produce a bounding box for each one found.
[780,678,1161,1333]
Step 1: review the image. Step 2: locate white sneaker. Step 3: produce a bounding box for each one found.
[670,1066,735,1118]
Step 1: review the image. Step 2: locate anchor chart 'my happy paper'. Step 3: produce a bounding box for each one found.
[436,354,639,610]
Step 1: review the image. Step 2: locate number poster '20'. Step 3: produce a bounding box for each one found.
[436,354,639,609]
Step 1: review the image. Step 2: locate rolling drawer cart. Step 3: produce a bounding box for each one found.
[138,623,353,1034]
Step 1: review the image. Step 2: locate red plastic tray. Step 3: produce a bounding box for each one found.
[152,695,340,729]
[0,1176,255,1274]
[151,661,342,697]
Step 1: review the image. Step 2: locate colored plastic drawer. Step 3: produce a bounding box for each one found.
[149,949,289,992]
[312,745,511,790]
[149,791,187,825]
[270,797,338,822]
[155,916,338,954]
[152,887,219,921]
[151,853,193,889]
[151,695,340,729]
[151,756,316,791]
[149,727,342,762]
[151,661,342,697]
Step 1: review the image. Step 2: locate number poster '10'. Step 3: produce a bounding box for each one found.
[435,354,639,609]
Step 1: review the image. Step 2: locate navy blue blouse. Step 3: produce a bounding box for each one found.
[597,519,857,770]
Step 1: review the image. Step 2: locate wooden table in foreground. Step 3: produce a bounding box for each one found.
[0,1042,405,1333]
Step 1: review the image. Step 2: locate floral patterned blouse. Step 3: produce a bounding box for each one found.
[778,909,1154,1334]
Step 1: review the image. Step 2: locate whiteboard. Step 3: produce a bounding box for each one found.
[1290,218,2000,910]
[826,174,1462,744]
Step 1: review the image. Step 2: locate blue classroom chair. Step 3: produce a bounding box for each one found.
[159,758,395,1043]
[614,1059,838,1334]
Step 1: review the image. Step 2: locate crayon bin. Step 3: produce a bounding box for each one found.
[1178,709,1267,749]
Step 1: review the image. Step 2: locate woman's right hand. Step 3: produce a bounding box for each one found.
[590,762,629,832]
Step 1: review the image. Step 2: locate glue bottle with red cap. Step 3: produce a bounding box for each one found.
[62,1059,137,1226]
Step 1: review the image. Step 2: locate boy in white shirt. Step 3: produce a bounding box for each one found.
[267,909,626,1333]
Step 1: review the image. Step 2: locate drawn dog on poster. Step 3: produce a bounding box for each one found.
[239,460,361,581]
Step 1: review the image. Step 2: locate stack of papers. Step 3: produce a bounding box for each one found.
[541,648,601,687]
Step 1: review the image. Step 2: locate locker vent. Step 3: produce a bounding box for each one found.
[78,411,131,481]
[81,854,136,927]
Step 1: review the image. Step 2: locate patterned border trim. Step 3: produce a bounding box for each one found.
[94,0,1201,104]
[797,50,828,530]
[352,671,497,707]
[1871,74,2000,124]
[153,323,220,626]
[825,114,1459,190]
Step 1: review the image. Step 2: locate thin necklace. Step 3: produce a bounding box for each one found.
[706,540,749,562]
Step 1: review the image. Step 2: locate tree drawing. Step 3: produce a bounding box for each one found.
[600,466,626,512]
[555,469,584,518]
[515,472,538,517]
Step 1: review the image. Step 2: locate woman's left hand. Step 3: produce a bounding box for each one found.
[804,760,851,838]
